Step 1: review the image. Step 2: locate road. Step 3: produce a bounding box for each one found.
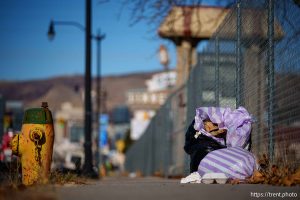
[1,177,300,200]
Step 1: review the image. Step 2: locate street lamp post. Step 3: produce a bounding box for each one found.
[94,30,105,171]
[47,0,105,177]
[83,0,93,177]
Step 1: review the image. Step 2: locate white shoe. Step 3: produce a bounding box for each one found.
[180,172,201,184]
[202,173,228,184]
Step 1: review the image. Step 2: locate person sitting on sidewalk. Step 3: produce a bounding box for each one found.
[184,119,226,173]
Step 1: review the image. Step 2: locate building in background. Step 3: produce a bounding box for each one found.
[127,70,176,140]
[52,102,85,170]
[108,105,131,149]
[130,110,155,141]
[4,100,23,132]
[0,98,23,162]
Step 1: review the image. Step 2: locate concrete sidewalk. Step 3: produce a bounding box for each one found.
[2,177,300,200]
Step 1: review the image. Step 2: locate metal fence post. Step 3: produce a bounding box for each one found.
[236,0,243,108]
[215,37,220,106]
[165,103,171,178]
[267,0,275,161]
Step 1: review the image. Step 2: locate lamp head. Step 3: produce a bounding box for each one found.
[47,20,55,41]
[158,45,169,71]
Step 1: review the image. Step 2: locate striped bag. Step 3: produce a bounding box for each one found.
[198,147,257,180]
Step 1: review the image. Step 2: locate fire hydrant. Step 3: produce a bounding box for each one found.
[11,102,54,185]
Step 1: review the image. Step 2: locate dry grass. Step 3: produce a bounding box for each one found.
[245,154,300,186]
[0,167,87,198]
[0,160,22,187]
[0,169,88,200]
[49,171,87,185]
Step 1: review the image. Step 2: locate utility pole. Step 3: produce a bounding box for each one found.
[82,0,94,177]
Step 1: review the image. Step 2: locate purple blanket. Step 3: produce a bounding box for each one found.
[194,106,253,148]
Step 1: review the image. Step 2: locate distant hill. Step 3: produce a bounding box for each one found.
[0,71,159,112]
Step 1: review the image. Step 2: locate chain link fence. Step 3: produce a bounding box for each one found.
[125,86,187,176]
[125,0,300,176]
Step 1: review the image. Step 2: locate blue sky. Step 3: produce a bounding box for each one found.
[0,0,222,81]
